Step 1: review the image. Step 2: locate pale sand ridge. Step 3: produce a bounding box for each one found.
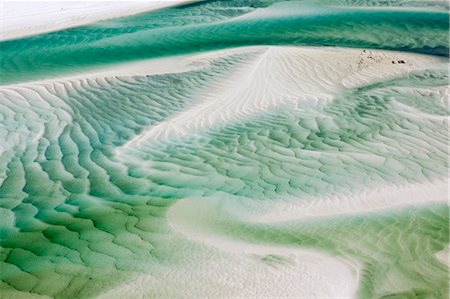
[1,1,189,41]
[116,46,445,153]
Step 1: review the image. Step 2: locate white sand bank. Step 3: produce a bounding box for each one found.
[165,196,359,298]
[228,179,449,223]
[149,178,445,298]
[116,45,446,152]
[98,248,359,298]
[96,195,360,299]
[0,0,187,41]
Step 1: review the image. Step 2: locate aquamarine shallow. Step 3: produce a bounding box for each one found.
[0,0,448,298]
[0,0,448,84]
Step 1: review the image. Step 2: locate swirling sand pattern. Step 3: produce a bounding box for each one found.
[0,1,449,298]
[1,0,448,84]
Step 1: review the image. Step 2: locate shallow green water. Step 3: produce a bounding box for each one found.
[1,0,448,84]
[0,0,449,298]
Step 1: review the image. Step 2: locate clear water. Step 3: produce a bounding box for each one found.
[0,0,448,298]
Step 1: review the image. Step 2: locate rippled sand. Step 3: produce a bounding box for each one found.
[0,1,448,298]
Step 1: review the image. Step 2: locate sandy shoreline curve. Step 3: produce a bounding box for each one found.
[0,0,190,41]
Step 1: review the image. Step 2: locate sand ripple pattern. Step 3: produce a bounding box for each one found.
[0,45,448,298]
[0,1,449,298]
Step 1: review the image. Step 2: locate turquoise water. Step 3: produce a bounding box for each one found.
[0,0,449,298]
[1,0,448,84]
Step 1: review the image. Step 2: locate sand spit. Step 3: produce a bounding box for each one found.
[117,45,446,150]
[0,0,188,41]
[105,199,361,298]
[236,179,449,223]
[165,197,360,299]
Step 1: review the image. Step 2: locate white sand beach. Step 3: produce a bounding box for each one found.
[0,0,188,41]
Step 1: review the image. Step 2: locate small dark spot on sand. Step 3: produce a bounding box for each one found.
[398,60,405,64]
[260,254,295,267]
